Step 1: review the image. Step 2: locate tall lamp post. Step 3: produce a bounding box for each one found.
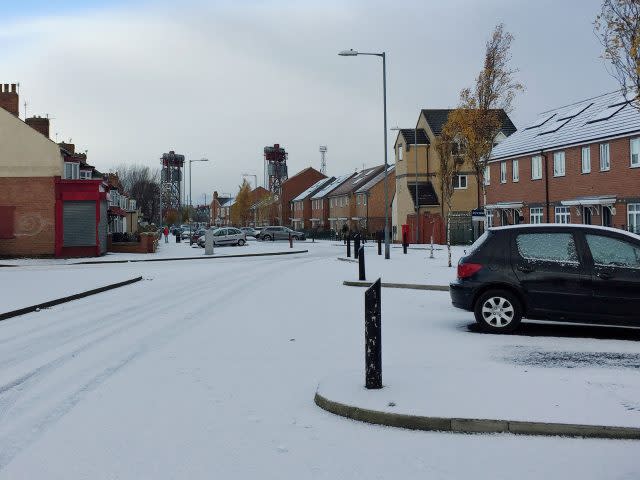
[189,158,209,244]
[339,48,390,259]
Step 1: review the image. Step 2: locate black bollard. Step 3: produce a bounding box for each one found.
[364,278,382,389]
[354,234,360,259]
[289,233,293,248]
[377,230,382,256]
[402,232,408,254]
[358,246,366,281]
[347,234,351,258]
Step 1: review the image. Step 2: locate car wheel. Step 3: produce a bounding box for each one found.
[263,235,272,241]
[237,239,246,246]
[473,289,522,333]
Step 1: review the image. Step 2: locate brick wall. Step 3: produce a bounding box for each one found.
[0,84,18,116]
[280,168,326,226]
[487,134,640,228]
[311,198,329,230]
[0,177,56,256]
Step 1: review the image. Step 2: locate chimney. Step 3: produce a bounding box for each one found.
[0,83,19,116]
[59,142,75,154]
[26,115,50,138]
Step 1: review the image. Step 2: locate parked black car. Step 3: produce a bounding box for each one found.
[450,225,640,332]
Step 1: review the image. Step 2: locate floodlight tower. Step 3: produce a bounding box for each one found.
[264,144,288,197]
[319,145,327,174]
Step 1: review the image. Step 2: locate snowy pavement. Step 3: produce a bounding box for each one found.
[0,242,639,479]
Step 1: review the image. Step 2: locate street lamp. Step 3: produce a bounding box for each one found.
[339,48,391,259]
[189,158,209,244]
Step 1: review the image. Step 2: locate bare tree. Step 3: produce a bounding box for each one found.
[453,24,523,207]
[435,123,463,267]
[595,0,640,107]
[113,163,161,224]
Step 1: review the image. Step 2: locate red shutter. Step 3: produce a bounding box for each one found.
[0,206,16,239]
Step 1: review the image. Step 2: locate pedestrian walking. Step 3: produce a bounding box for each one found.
[163,226,169,243]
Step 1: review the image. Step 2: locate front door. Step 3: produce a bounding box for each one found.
[583,207,592,225]
[512,230,592,320]
[584,232,640,323]
[602,206,612,227]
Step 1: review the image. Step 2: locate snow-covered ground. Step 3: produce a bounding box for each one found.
[0,242,638,479]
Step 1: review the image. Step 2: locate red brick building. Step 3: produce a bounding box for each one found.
[279,167,326,226]
[487,91,640,234]
[290,177,335,230]
[309,174,356,231]
[0,84,108,257]
[354,166,396,233]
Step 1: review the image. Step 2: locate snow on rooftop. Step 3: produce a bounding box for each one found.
[310,174,352,199]
[492,90,640,161]
[291,177,333,202]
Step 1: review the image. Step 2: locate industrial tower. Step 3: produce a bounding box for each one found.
[264,144,288,197]
[319,145,327,174]
[160,150,185,221]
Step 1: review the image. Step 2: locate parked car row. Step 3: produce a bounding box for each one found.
[450,224,640,333]
[255,226,306,241]
[196,227,247,247]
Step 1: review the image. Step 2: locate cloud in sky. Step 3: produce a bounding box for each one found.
[2,0,613,202]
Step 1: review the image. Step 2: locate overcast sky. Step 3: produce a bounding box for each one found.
[2,0,615,203]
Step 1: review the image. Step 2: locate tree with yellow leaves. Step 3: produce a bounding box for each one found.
[595,0,640,108]
[231,180,252,226]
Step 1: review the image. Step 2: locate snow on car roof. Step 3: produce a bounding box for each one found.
[491,223,640,241]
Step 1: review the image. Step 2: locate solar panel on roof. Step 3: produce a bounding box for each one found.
[587,102,628,123]
[537,118,570,135]
[558,103,592,120]
[525,113,555,129]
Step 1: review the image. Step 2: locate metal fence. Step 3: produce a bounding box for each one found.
[448,212,474,245]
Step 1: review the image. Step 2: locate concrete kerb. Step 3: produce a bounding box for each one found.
[314,391,640,440]
[343,280,449,292]
[72,249,309,265]
[0,276,143,322]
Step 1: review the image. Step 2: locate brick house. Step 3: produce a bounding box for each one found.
[279,167,326,226]
[354,166,396,233]
[487,90,640,234]
[328,165,387,233]
[393,109,516,243]
[290,177,335,230]
[309,174,356,231]
[210,191,231,226]
[0,84,108,257]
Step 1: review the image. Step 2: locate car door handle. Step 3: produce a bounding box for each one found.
[517,265,534,273]
[596,271,613,280]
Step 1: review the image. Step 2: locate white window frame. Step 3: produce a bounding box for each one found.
[530,207,543,224]
[500,161,507,183]
[398,144,403,161]
[581,146,591,173]
[454,174,468,189]
[531,155,542,180]
[553,151,566,177]
[486,211,493,228]
[628,203,640,234]
[631,138,640,168]
[79,170,92,180]
[512,159,519,182]
[64,162,80,180]
[600,143,610,171]
[363,195,367,206]
[484,165,490,185]
[555,206,571,224]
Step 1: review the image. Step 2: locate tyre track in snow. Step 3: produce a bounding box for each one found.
[0,253,321,471]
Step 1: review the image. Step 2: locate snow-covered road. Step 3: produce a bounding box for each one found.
[0,242,638,479]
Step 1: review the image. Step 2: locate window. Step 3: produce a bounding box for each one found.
[363,195,367,206]
[586,235,640,269]
[130,199,136,210]
[631,138,640,167]
[553,151,565,177]
[516,233,578,263]
[531,155,542,180]
[64,162,79,180]
[484,165,490,185]
[356,195,361,205]
[398,144,403,161]
[628,204,640,234]
[453,174,468,189]
[486,211,493,228]
[345,196,349,206]
[555,206,571,224]
[600,143,610,171]
[79,170,92,180]
[500,162,507,183]
[530,207,543,224]
[581,146,591,173]
[512,160,519,182]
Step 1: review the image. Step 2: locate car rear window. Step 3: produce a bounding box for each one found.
[516,233,578,263]
[466,231,490,256]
